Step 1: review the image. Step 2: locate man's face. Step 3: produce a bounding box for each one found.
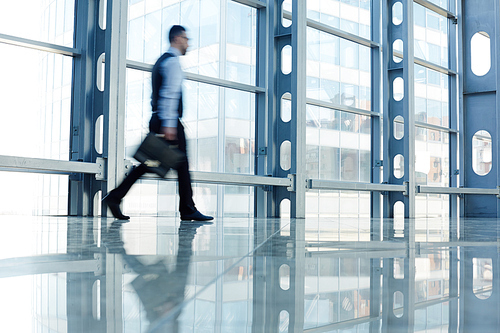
[176,32,189,55]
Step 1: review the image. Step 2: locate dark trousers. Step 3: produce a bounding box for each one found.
[111,113,196,215]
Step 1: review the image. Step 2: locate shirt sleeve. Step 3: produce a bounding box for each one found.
[157,56,183,128]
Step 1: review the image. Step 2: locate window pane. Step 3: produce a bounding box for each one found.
[414,65,449,127]
[307,0,371,39]
[0,44,72,160]
[307,28,371,111]
[415,128,449,187]
[0,0,75,47]
[128,0,257,87]
[414,3,448,68]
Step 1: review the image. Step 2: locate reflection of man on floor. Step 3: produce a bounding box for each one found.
[104,220,206,332]
[103,25,212,222]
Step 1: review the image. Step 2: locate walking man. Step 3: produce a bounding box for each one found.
[103,25,213,222]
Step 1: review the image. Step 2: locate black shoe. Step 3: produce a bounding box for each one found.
[103,192,130,220]
[180,210,213,221]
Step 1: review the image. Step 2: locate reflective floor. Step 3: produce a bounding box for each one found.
[0,215,498,332]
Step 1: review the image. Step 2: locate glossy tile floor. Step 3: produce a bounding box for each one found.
[0,215,499,332]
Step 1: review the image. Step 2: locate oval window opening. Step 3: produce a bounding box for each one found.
[279,264,290,290]
[99,0,107,30]
[472,130,492,176]
[281,93,292,123]
[392,2,403,26]
[393,115,404,140]
[473,258,492,299]
[394,154,404,179]
[393,291,404,318]
[95,115,104,154]
[280,140,291,171]
[282,0,292,28]
[281,45,292,75]
[471,32,491,76]
[393,39,403,63]
[393,77,404,101]
[96,53,105,91]
[279,310,289,332]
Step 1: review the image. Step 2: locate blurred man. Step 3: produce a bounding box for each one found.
[103,25,213,222]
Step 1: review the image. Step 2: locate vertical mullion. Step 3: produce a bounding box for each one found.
[255,2,269,218]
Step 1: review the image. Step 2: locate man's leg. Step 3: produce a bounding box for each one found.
[103,163,148,219]
[175,122,212,221]
[174,122,196,216]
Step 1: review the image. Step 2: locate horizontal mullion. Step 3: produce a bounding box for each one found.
[307,249,407,259]
[306,18,379,48]
[0,33,80,57]
[142,171,292,187]
[415,56,457,76]
[414,0,457,20]
[306,98,380,117]
[418,186,499,195]
[307,179,406,193]
[414,296,458,310]
[414,121,457,133]
[230,0,266,8]
[126,60,265,93]
[393,51,456,75]
[0,155,101,175]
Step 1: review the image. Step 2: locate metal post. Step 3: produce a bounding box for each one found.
[461,0,498,218]
[382,0,416,331]
[101,0,128,218]
[448,1,460,331]
[69,0,104,216]
[255,0,269,218]
[269,0,307,218]
[370,1,383,331]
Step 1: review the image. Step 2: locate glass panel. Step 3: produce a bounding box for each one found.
[225,89,255,175]
[306,28,371,111]
[414,65,449,127]
[0,0,75,47]
[426,0,448,9]
[414,2,448,68]
[415,128,449,186]
[0,44,72,160]
[307,0,371,39]
[127,0,256,86]
[0,172,68,215]
[226,1,257,85]
[306,105,370,183]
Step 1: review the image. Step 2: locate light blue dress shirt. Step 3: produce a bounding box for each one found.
[157,46,184,128]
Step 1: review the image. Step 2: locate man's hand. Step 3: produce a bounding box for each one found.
[161,126,177,141]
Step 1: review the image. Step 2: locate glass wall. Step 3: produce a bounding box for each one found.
[0,0,74,215]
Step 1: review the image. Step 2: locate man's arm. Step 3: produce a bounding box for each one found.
[157,56,183,140]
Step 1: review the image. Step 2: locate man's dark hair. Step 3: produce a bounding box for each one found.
[169,25,186,43]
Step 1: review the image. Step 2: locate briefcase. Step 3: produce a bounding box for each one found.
[133,133,185,177]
